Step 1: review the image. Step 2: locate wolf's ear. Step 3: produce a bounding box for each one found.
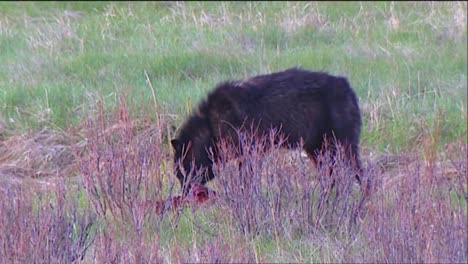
[171,139,181,151]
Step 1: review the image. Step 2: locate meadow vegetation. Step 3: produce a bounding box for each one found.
[0,2,466,263]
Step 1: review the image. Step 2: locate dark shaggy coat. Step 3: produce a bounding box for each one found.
[171,67,362,193]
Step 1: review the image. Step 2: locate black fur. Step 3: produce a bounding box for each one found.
[171,67,362,194]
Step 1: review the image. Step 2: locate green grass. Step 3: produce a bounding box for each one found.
[1,1,465,152]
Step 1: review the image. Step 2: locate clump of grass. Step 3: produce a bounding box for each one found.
[90,222,163,264]
[72,95,173,221]
[0,179,96,264]
[0,127,75,180]
[361,157,466,262]
[359,120,467,263]
[71,97,172,262]
[169,232,257,263]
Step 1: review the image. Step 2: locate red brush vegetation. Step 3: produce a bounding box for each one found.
[2,98,463,263]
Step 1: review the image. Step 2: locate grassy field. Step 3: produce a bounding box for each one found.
[1,1,466,151]
[0,2,466,263]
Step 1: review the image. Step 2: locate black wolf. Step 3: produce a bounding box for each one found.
[171,67,363,194]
